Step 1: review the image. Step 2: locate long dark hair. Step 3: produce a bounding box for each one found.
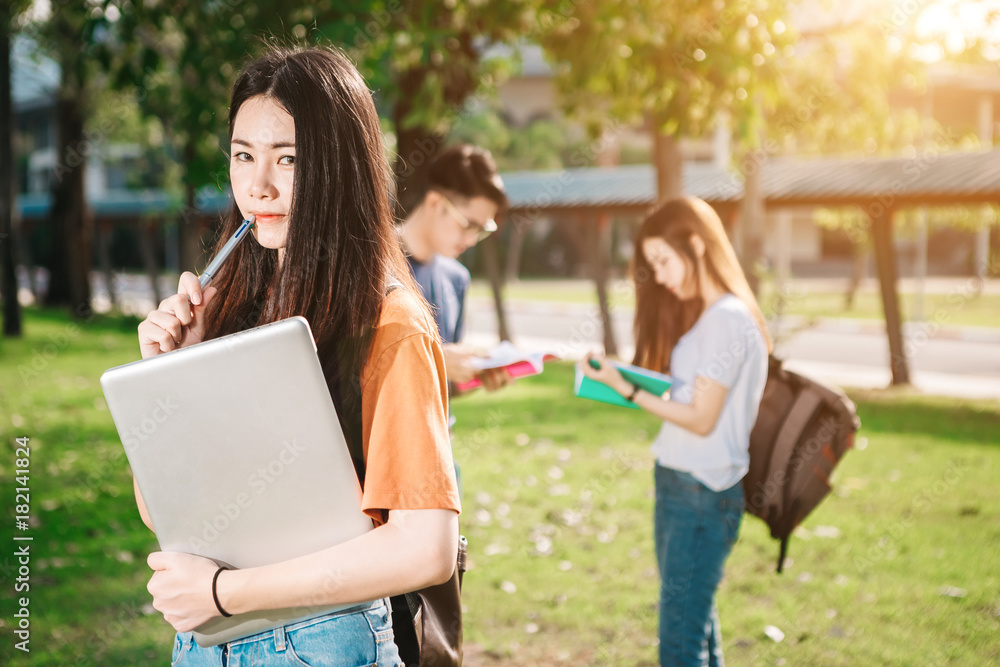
[632,197,771,373]
[203,45,424,437]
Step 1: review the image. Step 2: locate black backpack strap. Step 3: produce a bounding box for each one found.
[777,536,789,574]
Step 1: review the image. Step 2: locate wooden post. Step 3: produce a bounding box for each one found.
[845,239,869,312]
[774,209,793,294]
[589,212,617,357]
[504,217,528,284]
[479,233,511,342]
[914,208,928,321]
[976,93,994,293]
[727,206,744,259]
[870,206,910,386]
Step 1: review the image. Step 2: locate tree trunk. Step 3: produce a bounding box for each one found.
[392,67,445,219]
[44,53,91,317]
[870,207,910,386]
[740,149,766,297]
[97,219,117,312]
[653,130,683,201]
[1,25,21,335]
[390,23,478,219]
[139,219,164,308]
[479,233,511,342]
[588,213,617,357]
[178,147,203,273]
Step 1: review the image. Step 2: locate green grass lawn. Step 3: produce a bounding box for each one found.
[469,279,1000,330]
[1,308,999,666]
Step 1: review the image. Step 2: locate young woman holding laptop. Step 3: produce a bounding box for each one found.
[580,197,771,667]
[134,45,459,666]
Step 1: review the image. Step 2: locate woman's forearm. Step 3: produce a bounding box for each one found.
[606,377,721,437]
[133,477,155,532]
[633,389,710,434]
[217,509,459,614]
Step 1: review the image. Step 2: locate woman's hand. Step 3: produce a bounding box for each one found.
[580,352,631,395]
[479,367,513,392]
[138,272,218,359]
[146,552,225,632]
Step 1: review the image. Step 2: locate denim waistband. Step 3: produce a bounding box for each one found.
[655,464,744,498]
[225,598,385,649]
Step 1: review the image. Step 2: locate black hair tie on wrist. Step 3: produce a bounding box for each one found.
[212,566,233,618]
[627,383,641,403]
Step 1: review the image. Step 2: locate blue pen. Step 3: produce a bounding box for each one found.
[198,215,255,288]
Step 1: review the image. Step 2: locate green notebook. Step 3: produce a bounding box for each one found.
[574,361,673,409]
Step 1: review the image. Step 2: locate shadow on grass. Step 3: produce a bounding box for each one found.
[17,306,143,332]
[849,389,1000,445]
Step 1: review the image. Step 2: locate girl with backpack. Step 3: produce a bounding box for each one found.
[134,45,460,666]
[581,197,772,666]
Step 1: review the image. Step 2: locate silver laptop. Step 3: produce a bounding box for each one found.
[100,316,375,647]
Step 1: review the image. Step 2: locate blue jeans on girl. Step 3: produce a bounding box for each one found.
[654,465,744,667]
[169,599,403,667]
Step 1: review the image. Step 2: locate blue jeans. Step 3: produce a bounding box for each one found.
[654,465,744,667]
[170,599,403,667]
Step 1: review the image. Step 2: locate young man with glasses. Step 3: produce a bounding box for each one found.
[398,144,511,399]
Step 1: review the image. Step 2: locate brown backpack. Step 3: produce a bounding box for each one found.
[744,355,861,572]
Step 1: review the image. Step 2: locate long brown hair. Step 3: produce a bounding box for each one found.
[202,45,424,440]
[631,197,772,373]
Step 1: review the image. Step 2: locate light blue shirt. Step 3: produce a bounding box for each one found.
[651,293,768,491]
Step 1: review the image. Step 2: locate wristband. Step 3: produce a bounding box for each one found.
[212,566,233,618]
[626,383,641,402]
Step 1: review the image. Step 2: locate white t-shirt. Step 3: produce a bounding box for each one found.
[650,293,768,491]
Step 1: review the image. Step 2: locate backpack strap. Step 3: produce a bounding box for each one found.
[777,536,789,573]
[762,386,824,527]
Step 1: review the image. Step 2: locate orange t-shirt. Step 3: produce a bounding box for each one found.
[359,287,462,525]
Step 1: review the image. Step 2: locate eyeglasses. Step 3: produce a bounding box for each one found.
[439,193,498,242]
